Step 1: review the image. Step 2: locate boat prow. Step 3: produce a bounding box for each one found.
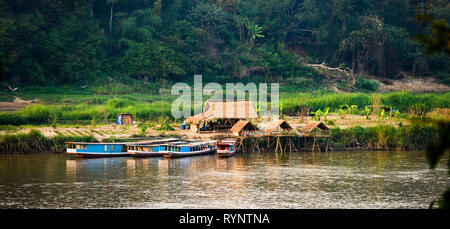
[216,139,238,157]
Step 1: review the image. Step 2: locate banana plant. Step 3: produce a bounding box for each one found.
[245,20,264,48]
[350,105,358,114]
[338,105,347,119]
[280,100,284,118]
[393,109,400,120]
[323,107,330,121]
[364,106,372,120]
[340,104,349,113]
[256,103,261,118]
[311,109,323,121]
[378,109,386,122]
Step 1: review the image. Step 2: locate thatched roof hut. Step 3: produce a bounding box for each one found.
[184,100,257,124]
[301,121,329,133]
[301,121,329,134]
[265,120,294,134]
[184,100,258,133]
[230,120,259,136]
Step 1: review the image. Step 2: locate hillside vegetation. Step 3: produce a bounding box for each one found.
[0,0,449,92]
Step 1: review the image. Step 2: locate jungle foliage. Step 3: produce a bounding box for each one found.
[0,0,449,89]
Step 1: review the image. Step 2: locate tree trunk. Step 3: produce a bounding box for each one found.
[109,3,114,33]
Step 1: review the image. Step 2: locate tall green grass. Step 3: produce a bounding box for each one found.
[281,91,450,115]
[0,98,173,125]
[0,92,448,125]
[331,121,437,150]
[0,129,97,153]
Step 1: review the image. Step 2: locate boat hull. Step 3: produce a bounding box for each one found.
[216,150,237,157]
[128,150,162,157]
[67,151,129,158]
[162,149,215,158]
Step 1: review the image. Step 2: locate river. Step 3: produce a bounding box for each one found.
[0,151,448,209]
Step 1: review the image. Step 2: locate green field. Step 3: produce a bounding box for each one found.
[1,87,449,126]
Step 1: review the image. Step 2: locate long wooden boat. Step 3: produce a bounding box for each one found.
[127,138,182,157]
[65,142,129,158]
[216,139,238,157]
[161,141,217,158]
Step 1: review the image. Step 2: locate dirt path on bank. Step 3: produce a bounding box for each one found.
[376,75,450,92]
[307,63,450,93]
[0,97,39,111]
[0,123,183,142]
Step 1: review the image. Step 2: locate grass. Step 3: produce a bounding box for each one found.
[73,130,86,136]
[0,129,97,153]
[0,125,18,131]
[0,97,173,125]
[330,120,438,150]
[64,130,77,136]
[91,130,104,136]
[281,91,450,115]
[0,89,449,126]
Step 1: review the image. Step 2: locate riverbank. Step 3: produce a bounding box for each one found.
[0,90,448,154]
[0,121,440,154]
[0,91,449,126]
[0,130,96,154]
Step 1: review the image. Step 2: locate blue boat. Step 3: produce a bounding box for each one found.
[161,141,217,158]
[65,142,129,158]
[127,139,183,157]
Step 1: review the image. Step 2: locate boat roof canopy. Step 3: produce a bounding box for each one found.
[178,141,217,147]
[66,138,180,146]
[64,142,127,145]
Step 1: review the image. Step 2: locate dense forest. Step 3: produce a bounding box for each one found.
[0,0,449,91]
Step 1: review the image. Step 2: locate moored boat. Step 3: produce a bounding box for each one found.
[161,141,217,158]
[216,139,238,157]
[65,142,129,158]
[127,138,181,157]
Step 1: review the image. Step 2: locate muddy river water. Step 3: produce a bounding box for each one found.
[0,150,448,208]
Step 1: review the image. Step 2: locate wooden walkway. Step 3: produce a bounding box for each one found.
[184,130,332,154]
[233,134,333,154]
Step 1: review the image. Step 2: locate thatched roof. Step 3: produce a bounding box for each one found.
[230,120,259,132]
[184,100,257,124]
[265,120,293,133]
[301,121,329,133]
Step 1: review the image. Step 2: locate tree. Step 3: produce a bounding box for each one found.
[244,19,264,48]
[188,2,228,39]
[339,16,385,77]
[413,0,450,55]
[107,0,118,33]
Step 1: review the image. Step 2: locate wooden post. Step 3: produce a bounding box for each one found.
[254,138,261,153]
[274,137,278,153]
[287,137,298,153]
[314,137,321,152]
[275,136,282,153]
[279,137,283,153]
[304,137,307,151]
[311,137,320,152]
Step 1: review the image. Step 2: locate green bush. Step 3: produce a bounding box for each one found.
[331,123,437,150]
[355,76,379,92]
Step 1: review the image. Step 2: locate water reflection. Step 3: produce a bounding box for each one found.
[0,151,448,209]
